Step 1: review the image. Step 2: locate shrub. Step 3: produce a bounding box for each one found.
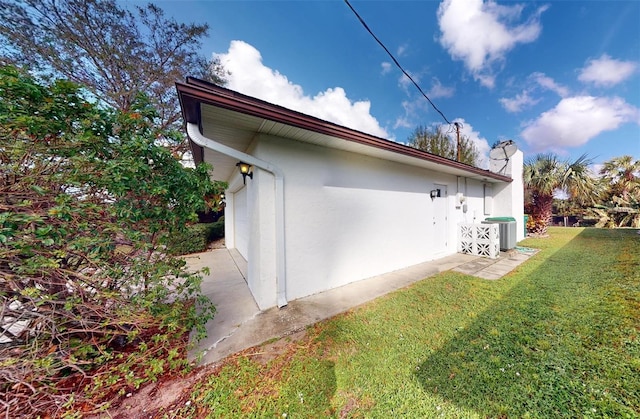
[169,223,213,255]
[0,66,218,416]
[209,216,225,241]
[166,216,225,255]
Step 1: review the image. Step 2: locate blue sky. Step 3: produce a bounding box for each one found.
[129,0,640,169]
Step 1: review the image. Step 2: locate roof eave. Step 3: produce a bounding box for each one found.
[176,78,512,183]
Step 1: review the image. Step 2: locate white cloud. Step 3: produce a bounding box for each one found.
[381,61,392,75]
[397,71,424,96]
[394,115,413,130]
[500,72,569,113]
[393,77,453,135]
[520,96,640,152]
[437,0,548,88]
[393,99,426,130]
[392,92,434,132]
[499,90,540,113]
[397,44,408,57]
[578,54,638,87]
[475,74,496,89]
[214,40,390,138]
[590,163,604,178]
[427,77,455,99]
[531,72,569,97]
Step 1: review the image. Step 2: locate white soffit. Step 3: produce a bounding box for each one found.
[200,103,506,184]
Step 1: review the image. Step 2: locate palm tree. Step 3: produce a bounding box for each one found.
[524,153,597,235]
[599,155,640,201]
[592,155,640,228]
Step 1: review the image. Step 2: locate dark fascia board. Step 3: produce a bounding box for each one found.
[176,77,512,183]
[177,79,203,164]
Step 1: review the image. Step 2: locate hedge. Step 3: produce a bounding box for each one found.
[167,217,225,255]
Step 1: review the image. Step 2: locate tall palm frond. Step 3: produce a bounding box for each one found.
[599,155,640,200]
[592,155,640,228]
[563,154,598,206]
[524,153,596,235]
[524,153,564,195]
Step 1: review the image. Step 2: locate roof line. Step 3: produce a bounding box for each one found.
[176,77,512,183]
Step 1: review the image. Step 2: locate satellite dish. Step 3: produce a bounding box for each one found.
[490,140,518,160]
[489,140,518,173]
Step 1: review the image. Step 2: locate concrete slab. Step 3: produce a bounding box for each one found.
[476,272,503,280]
[184,249,260,361]
[188,246,537,365]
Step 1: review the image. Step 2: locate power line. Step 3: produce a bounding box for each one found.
[344,0,452,126]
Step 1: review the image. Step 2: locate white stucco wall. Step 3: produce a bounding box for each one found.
[246,168,278,309]
[450,176,491,226]
[218,133,521,309]
[245,134,503,305]
[224,163,279,309]
[490,150,525,242]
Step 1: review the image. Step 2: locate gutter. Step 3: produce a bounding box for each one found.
[177,79,512,183]
[186,123,288,308]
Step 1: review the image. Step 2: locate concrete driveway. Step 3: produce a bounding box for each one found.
[185,246,537,365]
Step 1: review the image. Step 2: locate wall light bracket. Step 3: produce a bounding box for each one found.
[236,161,253,185]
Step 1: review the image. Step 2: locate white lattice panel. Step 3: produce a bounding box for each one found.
[458,223,499,259]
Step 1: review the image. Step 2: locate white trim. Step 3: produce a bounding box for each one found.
[187,123,288,308]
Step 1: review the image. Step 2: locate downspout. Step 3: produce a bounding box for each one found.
[186,123,288,308]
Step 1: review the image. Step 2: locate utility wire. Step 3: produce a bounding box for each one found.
[344,0,452,126]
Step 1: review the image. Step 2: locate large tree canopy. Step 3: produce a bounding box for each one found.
[0,0,225,145]
[599,155,640,201]
[407,124,479,166]
[0,66,216,416]
[591,155,640,228]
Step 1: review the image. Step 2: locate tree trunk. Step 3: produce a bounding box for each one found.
[531,193,553,235]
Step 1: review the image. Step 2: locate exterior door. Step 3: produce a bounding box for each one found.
[234,187,249,260]
[433,184,448,255]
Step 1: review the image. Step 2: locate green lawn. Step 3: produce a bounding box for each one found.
[180,227,640,418]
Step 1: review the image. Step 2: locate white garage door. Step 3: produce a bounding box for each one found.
[233,187,249,260]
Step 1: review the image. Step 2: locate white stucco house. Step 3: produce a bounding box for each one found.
[177,77,524,310]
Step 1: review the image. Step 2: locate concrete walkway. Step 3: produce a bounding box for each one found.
[185,246,537,365]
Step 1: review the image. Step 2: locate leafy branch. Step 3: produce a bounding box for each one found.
[1,66,218,416]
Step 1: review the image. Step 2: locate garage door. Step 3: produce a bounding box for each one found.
[233,187,249,260]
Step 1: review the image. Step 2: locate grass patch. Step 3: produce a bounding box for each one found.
[186,227,640,418]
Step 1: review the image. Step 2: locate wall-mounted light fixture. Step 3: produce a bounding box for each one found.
[430,189,441,199]
[236,161,253,185]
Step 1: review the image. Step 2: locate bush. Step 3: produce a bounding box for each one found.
[0,66,219,416]
[209,216,225,241]
[167,217,226,255]
[168,224,213,255]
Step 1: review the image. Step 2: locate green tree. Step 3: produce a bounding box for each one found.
[552,198,584,226]
[524,153,597,235]
[0,0,225,156]
[591,155,640,228]
[600,155,640,200]
[407,124,479,166]
[0,66,216,416]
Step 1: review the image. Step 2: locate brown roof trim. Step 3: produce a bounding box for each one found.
[176,77,512,182]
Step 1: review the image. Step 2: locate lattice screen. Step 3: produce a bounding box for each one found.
[458,223,499,259]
